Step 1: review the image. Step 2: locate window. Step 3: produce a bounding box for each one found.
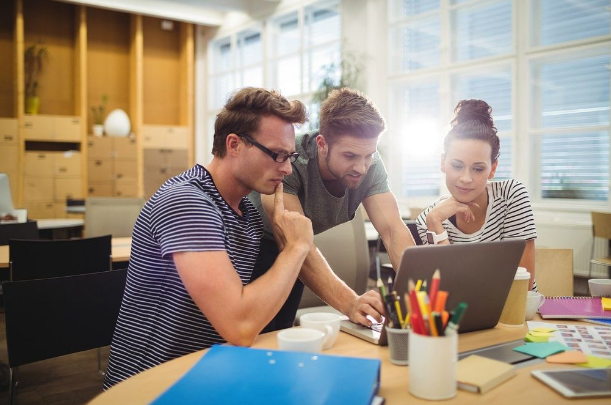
[388,0,611,205]
[531,49,610,201]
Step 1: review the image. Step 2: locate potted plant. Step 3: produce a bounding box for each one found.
[24,40,49,115]
[91,94,108,136]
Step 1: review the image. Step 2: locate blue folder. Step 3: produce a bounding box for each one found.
[151,345,381,405]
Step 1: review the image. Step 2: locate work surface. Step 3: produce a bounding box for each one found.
[88,318,609,404]
[0,237,132,269]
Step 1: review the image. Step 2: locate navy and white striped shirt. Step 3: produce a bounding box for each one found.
[103,165,262,389]
[415,179,537,245]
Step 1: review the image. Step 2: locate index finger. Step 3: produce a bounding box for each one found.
[274,183,284,213]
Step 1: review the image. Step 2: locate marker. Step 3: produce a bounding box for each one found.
[434,290,448,313]
[444,302,468,336]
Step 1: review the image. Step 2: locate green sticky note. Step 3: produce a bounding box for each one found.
[525,333,549,343]
[513,342,568,358]
[577,355,611,369]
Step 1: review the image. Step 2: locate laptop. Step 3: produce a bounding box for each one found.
[340,239,526,344]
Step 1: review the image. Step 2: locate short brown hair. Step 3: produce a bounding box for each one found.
[444,99,500,162]
[212,87,307,157]
[319,88,385,144]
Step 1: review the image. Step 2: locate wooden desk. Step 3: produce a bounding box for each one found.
[0,237,132,269]
[37,218,85,239]
[87,320,608,405]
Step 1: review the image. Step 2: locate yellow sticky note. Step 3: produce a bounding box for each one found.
[577,355,611,369]
[532,327,557,333]
[546,351,588,364]
[525,333,549,343]
[602,297,611,311]
[528,331,555,337]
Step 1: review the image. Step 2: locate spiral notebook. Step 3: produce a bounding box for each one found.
[539,297,611,319]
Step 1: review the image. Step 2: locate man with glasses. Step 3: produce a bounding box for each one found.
[104,88,313,389]
[249,88,416,331]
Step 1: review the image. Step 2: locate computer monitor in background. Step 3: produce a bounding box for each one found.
[0,172,16,216]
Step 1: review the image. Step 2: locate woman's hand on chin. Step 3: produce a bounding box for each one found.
[426,197,480,231]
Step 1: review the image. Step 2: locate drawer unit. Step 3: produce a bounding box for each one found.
[23,115,81,141]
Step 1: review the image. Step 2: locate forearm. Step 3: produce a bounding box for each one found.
[298,246,358,316]
[379,225,414,270]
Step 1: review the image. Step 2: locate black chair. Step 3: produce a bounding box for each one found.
[3,269,128,405]
[0,221,39,246]
[8,235,112,281]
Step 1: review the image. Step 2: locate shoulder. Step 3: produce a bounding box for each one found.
[489,179,530,201]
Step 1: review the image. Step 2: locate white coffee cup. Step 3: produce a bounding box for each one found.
[277,327,329,353]
[299,312,341,350]
[525,291,545,321]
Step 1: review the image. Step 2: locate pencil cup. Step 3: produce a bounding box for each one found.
[385,326,410,365]
[408,331,457,400]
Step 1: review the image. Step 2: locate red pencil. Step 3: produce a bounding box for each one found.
[429,269,441,308]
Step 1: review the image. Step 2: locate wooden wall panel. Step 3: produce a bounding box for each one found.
[0,0,16,117]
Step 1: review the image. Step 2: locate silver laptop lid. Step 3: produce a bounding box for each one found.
[393,240,526,333]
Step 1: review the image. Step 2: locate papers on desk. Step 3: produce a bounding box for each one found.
[526,321,611,359]
[150,345,381,405]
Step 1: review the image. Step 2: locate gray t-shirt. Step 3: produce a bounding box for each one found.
[249,132,390,240]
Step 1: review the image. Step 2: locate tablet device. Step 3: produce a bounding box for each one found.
[532,368,611,398]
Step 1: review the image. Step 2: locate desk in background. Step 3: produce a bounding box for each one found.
[87,319,608,405]
[37,218,84,239]
[0,237,132,270]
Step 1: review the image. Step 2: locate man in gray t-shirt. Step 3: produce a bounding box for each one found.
[249,88,416,331]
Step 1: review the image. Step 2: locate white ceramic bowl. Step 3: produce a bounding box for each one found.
[588,279,611,297]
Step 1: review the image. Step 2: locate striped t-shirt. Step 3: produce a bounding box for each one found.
[415,179,537,244]
[103,165,262,389]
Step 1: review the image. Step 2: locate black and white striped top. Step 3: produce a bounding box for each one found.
[103,165,262,389]
[415,179,537,244]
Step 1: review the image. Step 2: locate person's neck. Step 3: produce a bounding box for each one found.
[317,155,346,197]
[472,184,489,215]
[205,158,248,214]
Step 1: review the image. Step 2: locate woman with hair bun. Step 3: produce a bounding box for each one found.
[415,99,537,290]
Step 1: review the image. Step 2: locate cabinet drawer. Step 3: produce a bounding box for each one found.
[142,125,168,149]
[166,149,189,171]
[24,152,54,177]
[23,177,54,201]
[54,117,81,141]
[113,137,137,159]
[143,149,165,169]
[25,201,55,219]
[0,145,18,172]
[0,118,18,144]
[23,115,55,140]
[114,160,137,181]
[88,159,113,182]
[54,151,81,177]
[166,126,190,149]
[88,182,113,197]
[87,136,112,158]
[55,178,83,201]
[114,181,138,197]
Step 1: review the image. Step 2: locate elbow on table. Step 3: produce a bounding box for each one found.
[221,323,259,347]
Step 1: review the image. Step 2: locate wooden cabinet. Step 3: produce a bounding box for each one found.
[143,149,189,198]
[22,115,81,141]
[87,136,138,197]
[1,0,195,211]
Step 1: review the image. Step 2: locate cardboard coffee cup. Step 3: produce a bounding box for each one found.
[499,267,530,327]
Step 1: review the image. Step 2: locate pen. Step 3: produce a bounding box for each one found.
[433,312,444,336]
[429,269,440,309]
[444,302,468,336]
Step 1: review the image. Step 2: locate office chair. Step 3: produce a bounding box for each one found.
[295,209,369,319]
[9,235,112,281]
[0,221,39,245]
[85,197,145,238]
[590,211,611,278]
[3,269,127,405]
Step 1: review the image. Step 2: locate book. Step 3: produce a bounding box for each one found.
[580,318,611,327]
[539,297,611,319]
[151,345,381,405]
[457,355,516,394]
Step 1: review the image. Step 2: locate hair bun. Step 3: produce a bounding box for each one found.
[451,99,493,128]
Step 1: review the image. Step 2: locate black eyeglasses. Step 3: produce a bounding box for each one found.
[237,133,299,163]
